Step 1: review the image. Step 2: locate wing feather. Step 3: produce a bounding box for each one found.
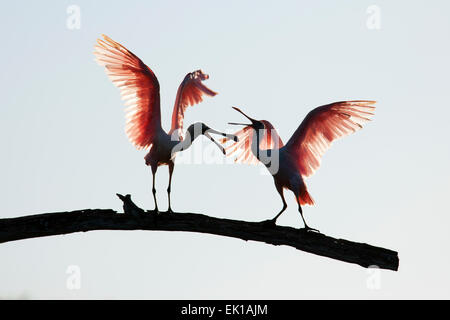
[285,100,376,177]
[94,34,162,149]
[170,70,217,138]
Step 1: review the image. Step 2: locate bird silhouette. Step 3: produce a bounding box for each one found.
[94,35,237,212]
[222,101,376,231]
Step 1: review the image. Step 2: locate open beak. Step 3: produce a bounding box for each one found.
[206,127,238,142]
[228,122,251,126]
[204,127,239,155]
[228,106,256,126]
[205,132,226,155]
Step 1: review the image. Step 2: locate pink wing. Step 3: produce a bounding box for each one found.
[169,70,217,138]
[94,34,162,149]
[221,120,284,164]
[285,100,376,178]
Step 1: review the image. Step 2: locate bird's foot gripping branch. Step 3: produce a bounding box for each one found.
[0,194,399,271]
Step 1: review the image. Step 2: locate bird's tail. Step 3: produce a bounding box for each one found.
[298,188,315,206]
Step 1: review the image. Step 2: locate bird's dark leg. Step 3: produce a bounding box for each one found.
[296,198,319,233]
[167,161,174,213]
[260,182,287,227]
[151,165,159,213]
[270,183,288,224]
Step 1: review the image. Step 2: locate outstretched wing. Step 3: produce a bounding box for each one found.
[170,70,217,138]
[94,34,162,149]
[285,100,376,178]
[221,120,284,164]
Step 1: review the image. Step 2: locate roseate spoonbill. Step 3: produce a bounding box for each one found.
[94,35,237,212]
[222,101,376,231]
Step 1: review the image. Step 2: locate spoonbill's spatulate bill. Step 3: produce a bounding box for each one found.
[94,34,237,212]
[222,101,376,232]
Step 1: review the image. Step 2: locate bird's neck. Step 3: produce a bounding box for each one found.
[251,128,277,175]
[173,131,201,154]
[251,128,264,161]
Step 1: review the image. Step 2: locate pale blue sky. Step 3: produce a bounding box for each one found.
[0,0,449,299]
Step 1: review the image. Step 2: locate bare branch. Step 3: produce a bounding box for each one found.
[0,194,399,271]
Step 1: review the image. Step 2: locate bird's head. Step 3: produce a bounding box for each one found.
[185,122,238,155]
[229,106,265,131]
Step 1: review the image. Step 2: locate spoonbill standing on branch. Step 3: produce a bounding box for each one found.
[222,101,376,232]
[94,35,237,212]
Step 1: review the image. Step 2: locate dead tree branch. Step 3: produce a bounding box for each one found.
[0,194,399,271]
